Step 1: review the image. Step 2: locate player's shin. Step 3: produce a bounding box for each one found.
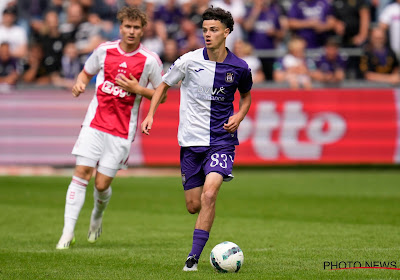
[57,176,88,248]
[189,228,210,260]
[91,186,112,222]
[63,176,88,234]
[87,186,112,243]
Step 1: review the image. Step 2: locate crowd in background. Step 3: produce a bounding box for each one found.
[0,0,399,92]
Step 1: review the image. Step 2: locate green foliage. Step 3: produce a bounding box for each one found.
[1,169,400,279]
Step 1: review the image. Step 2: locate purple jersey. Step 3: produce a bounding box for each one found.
[163,48,253,147]
[245,6,281,49]
[289,0,333,48]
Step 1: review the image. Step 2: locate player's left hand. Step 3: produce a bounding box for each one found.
[223,114,241,133]
[115,73,139,94]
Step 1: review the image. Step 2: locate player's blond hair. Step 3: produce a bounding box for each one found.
[117,7,147,27]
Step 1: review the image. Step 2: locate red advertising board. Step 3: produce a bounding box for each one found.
[138,88,399,165]
[0,88,398,166]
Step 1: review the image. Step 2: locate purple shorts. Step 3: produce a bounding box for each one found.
[180,145,236,190]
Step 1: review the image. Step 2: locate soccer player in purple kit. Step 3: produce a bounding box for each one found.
[141,7,252,271]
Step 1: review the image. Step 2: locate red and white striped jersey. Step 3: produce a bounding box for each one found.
[82,40,163,141]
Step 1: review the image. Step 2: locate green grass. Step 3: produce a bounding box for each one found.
[1,168,400,279]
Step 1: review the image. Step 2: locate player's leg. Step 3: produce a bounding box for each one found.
[180,147,207,271]
[184,186,202,214]
[183,145,235,270]
[56,160,95,250]
[57,126,103,249]
[87,132,129,243]
[183,173,224,271]
[87,167,116,243]
[195,172,223,232]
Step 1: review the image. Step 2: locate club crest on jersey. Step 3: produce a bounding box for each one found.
[225,72,234,83]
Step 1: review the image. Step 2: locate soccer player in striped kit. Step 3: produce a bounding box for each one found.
[141,7,253,271]
[56,7,164,249]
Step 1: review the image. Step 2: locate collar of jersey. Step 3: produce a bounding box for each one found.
[203,47,232,63]
[117,41,141,56]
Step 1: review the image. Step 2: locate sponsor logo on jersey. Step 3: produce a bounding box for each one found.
[119,62,127,68]
[101,80,131,98]
[195,86,227,101]
[225,72,234,83]
[194,68,204,72]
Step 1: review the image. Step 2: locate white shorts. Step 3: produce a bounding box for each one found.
[72,126,130,170]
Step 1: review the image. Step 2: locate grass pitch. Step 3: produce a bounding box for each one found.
[1,168,400,279]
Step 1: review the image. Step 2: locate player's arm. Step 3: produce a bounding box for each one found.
[141,82,170,135]
[115,74,152,100]
[223,91,251,133]
[72,70,94,97]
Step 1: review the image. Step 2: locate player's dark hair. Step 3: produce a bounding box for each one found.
[202,6,234,34]
[117,7,147,27]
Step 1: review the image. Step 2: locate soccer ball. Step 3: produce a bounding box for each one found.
[210,241,244,273]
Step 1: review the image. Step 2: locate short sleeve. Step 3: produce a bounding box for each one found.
[83,47,101,75]
[238,67,253,94]
[148,56,164,89]
[162,55,187,86]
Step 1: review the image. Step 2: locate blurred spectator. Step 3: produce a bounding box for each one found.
[210,0,245,49]
[88,0,121,41]
[234,40,266,83]
[312,37,346,84]
[360,28,400,85]
[243,0,285,80]
[175,17,204,55]
[142,20,164,56]
[288,0,335,49]
[52,42,82,89]
[46,0,67,24]
[16,0,49,38]
[0,6,28,59]
[273,37,315,89]
[21,43,51,85]
[0,0,15,23]
[59,2,104,66]
[33,10,68,77]
[379,0,400,61]
[331,0,370,47]
[182,0,208,28]
[0,42,18,92]
[153,0,184,42]
[331,0,370,79]
[370,0,391,22]
[160,38,179,73]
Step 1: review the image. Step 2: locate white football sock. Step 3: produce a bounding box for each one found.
[62,176,88,237]
[91,186,112,225]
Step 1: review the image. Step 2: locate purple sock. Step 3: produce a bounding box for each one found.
[188,229,209,260]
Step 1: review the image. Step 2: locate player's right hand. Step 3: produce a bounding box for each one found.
[141,116,153,135]
[72,81,86,97]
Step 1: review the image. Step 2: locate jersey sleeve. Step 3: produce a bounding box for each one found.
[162,54,187,86]
[238,67,253,94]
[83,47,101,75]
[148,56,164,89]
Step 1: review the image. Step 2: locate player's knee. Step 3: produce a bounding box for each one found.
[201,190,217,206]
[186,201,201,214]
[74,167,92,181]
[94,182,109,192]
